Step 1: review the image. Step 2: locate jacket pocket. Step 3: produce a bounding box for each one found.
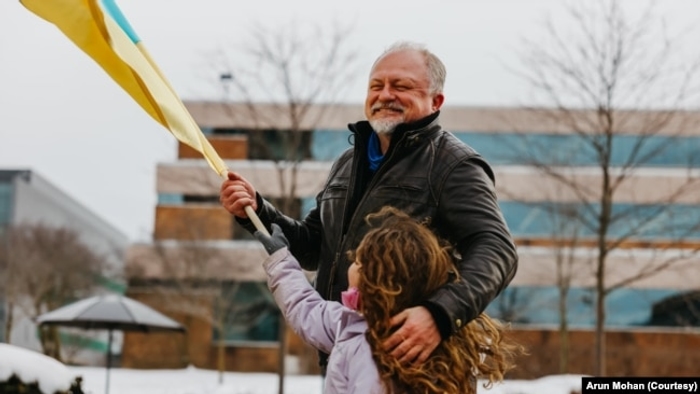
[371,177,434,206]
[320,177,349,201]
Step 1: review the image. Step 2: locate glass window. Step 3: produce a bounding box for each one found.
[214,128,312,161]
[214,281,279,343]
[500,201,700,240]
[457,133,700,168]
[312,129,353,161]
[309,129,700,168]
[157,193,184,205]
[486,286,683,328]
[0,182,13,230]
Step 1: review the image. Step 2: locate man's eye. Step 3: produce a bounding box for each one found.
[370,85,383,91]
[395,85,409,91]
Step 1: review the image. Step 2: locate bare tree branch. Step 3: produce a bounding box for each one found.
[512,0,700,376]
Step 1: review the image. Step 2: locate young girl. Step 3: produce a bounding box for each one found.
[255,206,521,394]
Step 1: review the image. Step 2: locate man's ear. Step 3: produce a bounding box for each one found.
[432,93,445,111]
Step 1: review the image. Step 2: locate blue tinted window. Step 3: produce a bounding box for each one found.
[456,133,700,168]
[157,193,184,205]
[311,129,700,168]
[486,286,682,328]
[500,201,700,240]
[301,197,315,218]
[312,129,353,161]
[216,282,279,343]
[0,182,13,230]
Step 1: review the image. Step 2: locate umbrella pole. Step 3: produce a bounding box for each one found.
[106,328,113,394]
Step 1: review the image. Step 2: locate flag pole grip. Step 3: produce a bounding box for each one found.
[244,205,270,237]
[220,170,270,236]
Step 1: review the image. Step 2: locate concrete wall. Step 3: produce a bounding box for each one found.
[121,287,321,374]
[509,327,700,378]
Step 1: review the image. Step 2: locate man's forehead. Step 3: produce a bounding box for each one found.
[372,50,424,69]
[369,52,429,81]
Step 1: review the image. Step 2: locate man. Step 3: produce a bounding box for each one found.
[220,41,518,368]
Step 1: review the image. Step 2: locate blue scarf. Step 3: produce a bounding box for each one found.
[367,132,384,172]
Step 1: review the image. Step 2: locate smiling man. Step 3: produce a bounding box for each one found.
[220,41,518,380]
[366,45,445,150]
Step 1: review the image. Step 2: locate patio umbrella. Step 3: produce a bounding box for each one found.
[37,294,185,394]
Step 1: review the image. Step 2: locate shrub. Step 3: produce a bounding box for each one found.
[0,374,84,394]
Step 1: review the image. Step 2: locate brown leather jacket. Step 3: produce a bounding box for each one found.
[240,111,518,339]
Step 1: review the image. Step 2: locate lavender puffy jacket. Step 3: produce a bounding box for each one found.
[264,248,383,394]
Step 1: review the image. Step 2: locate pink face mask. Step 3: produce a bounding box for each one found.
[341,287,360,310]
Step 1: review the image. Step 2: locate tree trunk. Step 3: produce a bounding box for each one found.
[558,286,569,374]
[277,319,287,394]
[595,256,606,376]
[4,301,13,343]
[217,305,225,384]
[39,325,63,362]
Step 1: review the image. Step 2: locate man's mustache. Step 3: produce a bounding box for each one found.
[372,102,405,112]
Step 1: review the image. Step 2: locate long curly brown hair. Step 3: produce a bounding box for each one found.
[349,206,522,394]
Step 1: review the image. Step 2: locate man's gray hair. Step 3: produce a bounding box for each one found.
[371,41,446,95]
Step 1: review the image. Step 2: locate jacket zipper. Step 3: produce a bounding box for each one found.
[325,130,411,298]
[325,129,362,299]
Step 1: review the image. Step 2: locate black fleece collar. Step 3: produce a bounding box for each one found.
[349,110,442,141]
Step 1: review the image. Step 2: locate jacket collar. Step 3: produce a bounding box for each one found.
[336,308,368,342]
[349,110,442,142]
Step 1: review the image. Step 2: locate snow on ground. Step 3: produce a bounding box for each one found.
[69,366,584,394]
[2,343,583,394]
[0,343,76,394]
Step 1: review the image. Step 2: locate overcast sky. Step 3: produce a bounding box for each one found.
[1,0,698,242]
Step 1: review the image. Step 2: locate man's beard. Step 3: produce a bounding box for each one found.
[369,118,402,135]
[369,102,405,135]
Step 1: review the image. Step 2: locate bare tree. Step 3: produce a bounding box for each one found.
[196,20,361,391]
[208,20,360,211]
[552,208,577,374]
[495,197,587,373]
[126,208,278,384]
[138,220,229,382]
[0,223,107,358]
[513,0,700,375]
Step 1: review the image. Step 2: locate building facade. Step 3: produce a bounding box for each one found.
[124,102,700,375]
[0,169,129,363]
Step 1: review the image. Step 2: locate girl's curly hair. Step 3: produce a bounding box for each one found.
[348,206,522,394]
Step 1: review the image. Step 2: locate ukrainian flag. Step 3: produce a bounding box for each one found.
[20,0,227,177]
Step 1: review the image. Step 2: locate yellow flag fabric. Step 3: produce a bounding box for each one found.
[20,0,228,177]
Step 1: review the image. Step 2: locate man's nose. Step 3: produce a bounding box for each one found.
[378,85,395,101]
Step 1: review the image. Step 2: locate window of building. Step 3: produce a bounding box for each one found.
[158,193,184,205]
[455,132,700,168]
[501,201,700,240]
[648,291,700,326]
[0,182,13,232]
[486,286,682,328]
[213,128,313,161]
[214,281,279,344]
[309,129,700,168]
[183,195,219,204]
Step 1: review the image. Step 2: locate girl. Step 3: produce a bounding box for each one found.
[256,206,521,393]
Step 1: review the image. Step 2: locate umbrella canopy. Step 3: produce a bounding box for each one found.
[37,294,185,332]
[37,294,185,394]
